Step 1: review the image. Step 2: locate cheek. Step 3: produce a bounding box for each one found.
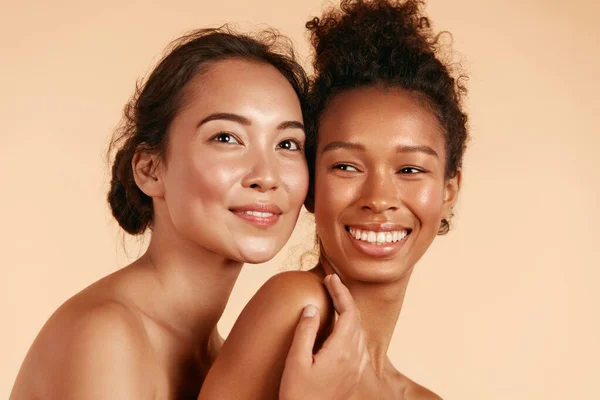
[167,153,245,209]
[280,158,309,208]
[313,172,353,230]
[405,181,445,225]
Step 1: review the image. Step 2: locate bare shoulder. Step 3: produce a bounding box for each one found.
[260,270,330,305]
[11,297,154,399]
[40,293,150,360]
[199,270,333,399]
[54,298,149,352]
[245,270,333,328]
[226,269,334,347]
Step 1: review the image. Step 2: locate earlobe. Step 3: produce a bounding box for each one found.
[132,151,165,198]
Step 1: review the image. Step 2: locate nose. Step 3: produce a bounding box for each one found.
[241,154,280,193]
[358,170,399,213]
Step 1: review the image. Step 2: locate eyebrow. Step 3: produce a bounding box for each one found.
[397,144,438,158]
[321,141,366,153]
[321,141,438,158]
[197,112,304,131]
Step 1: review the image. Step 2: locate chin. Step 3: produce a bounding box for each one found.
[340,259,413,283]
[234,238,284,264]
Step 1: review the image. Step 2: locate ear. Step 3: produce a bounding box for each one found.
[132,150,165,198]
[304,184,315,214]
[442,170,461,220]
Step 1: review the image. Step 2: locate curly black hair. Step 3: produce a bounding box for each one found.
[305,0,468,234]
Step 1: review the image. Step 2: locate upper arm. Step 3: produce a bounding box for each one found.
[36,302,154,400]
[199,271,333,400]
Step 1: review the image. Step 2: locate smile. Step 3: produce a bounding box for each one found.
[241,211,275,218]
[344,225,411,258]
[230,204,282,228]
[347,227,409,246]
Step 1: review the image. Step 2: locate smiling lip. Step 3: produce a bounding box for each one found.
[345,223,411,258]
[230,204,282,228]
[346,223,409,232]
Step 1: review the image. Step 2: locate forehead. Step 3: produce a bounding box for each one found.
[181,58,301,115]
[319,86,445,152]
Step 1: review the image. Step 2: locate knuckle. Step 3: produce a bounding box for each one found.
[337,350,352,364]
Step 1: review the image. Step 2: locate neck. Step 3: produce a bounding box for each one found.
[133,218,243,345]
[319,257,413,376]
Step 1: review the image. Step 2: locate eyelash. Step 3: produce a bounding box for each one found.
[399,167,425,174]
[211,132,241,145]
[211,133,303,152]
[333,163,359,172]
[277,139,303,151]
[332,164,425,174]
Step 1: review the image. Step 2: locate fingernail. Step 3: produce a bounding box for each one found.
[303,305,317,318]
[332,274,340,283]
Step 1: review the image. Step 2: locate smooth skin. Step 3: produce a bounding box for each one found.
[200,86,460,399]
[10,59,366,400]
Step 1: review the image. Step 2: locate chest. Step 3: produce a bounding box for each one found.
[143,322,217,400]
[150,357,204,400]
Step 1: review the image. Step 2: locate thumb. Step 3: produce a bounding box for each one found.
[286,305,320,368]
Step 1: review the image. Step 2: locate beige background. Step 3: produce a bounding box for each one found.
[2,0,599,398]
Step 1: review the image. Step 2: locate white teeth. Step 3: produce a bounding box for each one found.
[368,231,377,243]
[244,211,274,218]
[348,227,409,246]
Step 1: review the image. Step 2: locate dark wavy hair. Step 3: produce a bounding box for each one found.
[305,0,468,234]
[107,26,308,235]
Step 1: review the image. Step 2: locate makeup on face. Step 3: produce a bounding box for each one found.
[313,86,452,282]
[156,59,309,264]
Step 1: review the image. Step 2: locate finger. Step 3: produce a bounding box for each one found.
[357,327,366,355]
[324,274,356,317]
[286,305,320,367]
[324,275,360,339]
[358,346,370,378]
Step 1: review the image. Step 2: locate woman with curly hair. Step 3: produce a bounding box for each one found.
[199,0,468,398]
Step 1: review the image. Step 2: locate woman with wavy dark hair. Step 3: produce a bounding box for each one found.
[200,1,468,398]
[10,27,367,400]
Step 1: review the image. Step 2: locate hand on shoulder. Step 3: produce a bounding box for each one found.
[280,273,370,400]
[199,270,334,399]
[200,270,369,400]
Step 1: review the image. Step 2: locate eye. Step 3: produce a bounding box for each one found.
[211,132,240,145]
[399,167,424,174]
[277,139,302,151]
[333,163,359,172]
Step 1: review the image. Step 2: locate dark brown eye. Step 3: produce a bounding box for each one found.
[212,133,240,144]
[333,164,358,172]
[399,167,423,174]
[278,139,301,151]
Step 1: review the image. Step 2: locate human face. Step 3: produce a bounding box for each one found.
[156,59,308,264]
[313,86,459,282]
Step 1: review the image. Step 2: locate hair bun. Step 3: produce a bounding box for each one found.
[107,147,152,235]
